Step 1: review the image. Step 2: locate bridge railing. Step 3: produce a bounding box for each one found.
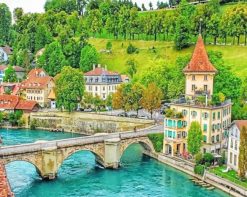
[0,127,163,156]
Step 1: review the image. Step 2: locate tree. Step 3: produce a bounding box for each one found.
[13,7,23,23]
[3,66,17,82]
[106,93,113,108]
[79,45,98,72]
[112,83,131,112]
[187,121,203,156]
[242,77,247,101]
[141,3,147,11]
[0,3,11,45]
[55,66,85,112]
[129,83,144,115]
[149,2,153,10]
[38,41,67,76]
[126,59,137,78]
[44,0,77,14]
[239,126,247,179]
[35,25,53,52]
[141,83,162,118]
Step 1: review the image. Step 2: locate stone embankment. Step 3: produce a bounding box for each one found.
[0,162,14,197]
[30,112,154,135]
[155,154,247,197]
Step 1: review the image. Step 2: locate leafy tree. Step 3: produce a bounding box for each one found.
[0,3,11,45]
[129,83,144,115]
[187,121,203,156]
[3,66,17,82]
[112,83,131,112]
[79,45,98,72]
[141,83,162,118]
[55,66,85,112]
[86,9,103,36]
[127,43,138,54]
[241,77,247,101]
[239,126,247,179]
[126,59,137,78]
[8,110,23,126]
[141,3,147,11]
[106,93,113,108]
[44,0,77,14]
[13,7,23,23]
[35,25,53,52]
[38,41,67,76]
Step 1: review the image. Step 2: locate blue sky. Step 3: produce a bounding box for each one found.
[0,0,160,14]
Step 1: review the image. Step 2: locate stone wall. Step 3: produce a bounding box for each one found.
[30,112,154,134]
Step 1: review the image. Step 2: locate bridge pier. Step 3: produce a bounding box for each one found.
[40,147,59,180]
[103,138,121,169]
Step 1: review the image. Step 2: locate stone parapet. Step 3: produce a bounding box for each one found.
[0,162,14,197]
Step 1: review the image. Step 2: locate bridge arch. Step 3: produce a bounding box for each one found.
[4,158,42,176]
[57,145,105,171]
[119,137,155,160]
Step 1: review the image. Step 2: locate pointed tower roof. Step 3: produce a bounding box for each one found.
[183,35,217,73]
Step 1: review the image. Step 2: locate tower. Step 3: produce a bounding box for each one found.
[183,35,217,97]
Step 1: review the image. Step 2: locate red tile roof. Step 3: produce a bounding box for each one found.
[0,95,38,111]
[183,35,217,73]
[21,68,53,89]
[0,162,14,197]
[0,65,25,72]
[0,83,21,95]
[234,120,247,131]
[16,100,38,111]
[0,95,19,110]
[85,67,119,76]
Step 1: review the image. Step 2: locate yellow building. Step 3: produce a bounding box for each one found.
[163,35,231,156]
[20,68,55,108]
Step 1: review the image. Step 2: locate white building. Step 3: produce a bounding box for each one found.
[0,46,12,63]
[84,65,128,100]
[227,120,247,172]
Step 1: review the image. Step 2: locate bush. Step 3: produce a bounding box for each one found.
[194,164,205,176]
[30,119,37,130]
[127,43,138,54]
[148,133,164,152]
[203,153,214,164]
[195,153,203,165]
[218,151,226,166]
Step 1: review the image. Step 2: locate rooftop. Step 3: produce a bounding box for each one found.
[85,66,119,76]
[0,45,13,55]
[234,120,247,131]
[183,35,217,73]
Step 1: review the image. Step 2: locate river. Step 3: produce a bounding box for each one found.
[0,129,229,197]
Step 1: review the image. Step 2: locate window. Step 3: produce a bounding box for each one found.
[192,84,196,91]
[218,112,220,119]
[216,135,219,142]
[191,111,197,118]
[203,135,207,143]
[234,155,237,166]
[182,109,187,116]
[204,75,208,81]
[103,86,105,91]
[203,112,208,119]
[95,86,98,91]
[192,75,195,81]
[230,152,232,163]
[203,124,207,132]
[230,139,233,148]
[235,140,237,151]
[213,112,215,120]
[204,85,208,91]
[211,136,215,143]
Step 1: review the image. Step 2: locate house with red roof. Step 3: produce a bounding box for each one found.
[0,82,21,95]
[20,68,55,107]
[227,120,247,174]
[84,65,125,100]
[163,35,232,156]
[0,95,38,113]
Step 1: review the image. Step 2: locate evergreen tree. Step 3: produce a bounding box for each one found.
[0,3,11,45]
[187,121,203,156]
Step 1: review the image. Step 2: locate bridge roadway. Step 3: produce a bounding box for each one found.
[0,125,163,180]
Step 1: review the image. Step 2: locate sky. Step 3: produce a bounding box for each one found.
[0,0,160,14]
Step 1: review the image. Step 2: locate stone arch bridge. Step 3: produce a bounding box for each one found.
[0,127,162,180]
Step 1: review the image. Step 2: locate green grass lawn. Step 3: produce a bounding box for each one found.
[89,38,247,79]
[209,166,247,189]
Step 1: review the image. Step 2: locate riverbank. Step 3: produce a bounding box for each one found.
[145,152,247,197]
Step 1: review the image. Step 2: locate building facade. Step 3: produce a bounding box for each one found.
[163,35,232,156]
[227,120,247,172]
[20,68,55,108]
[84,65,127,100]
[0,46,12,63]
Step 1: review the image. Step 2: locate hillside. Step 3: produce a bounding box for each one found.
[89,38,247,79]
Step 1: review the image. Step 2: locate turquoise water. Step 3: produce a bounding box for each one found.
[1,129,229,197]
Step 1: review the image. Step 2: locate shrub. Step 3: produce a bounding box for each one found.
[148,133,164,152]
[30,119,37,130]
[194,164,205,176]
[195,153,203,165]
[106,41,112,51]
[127,43,138,54]
[203,153,214,164]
